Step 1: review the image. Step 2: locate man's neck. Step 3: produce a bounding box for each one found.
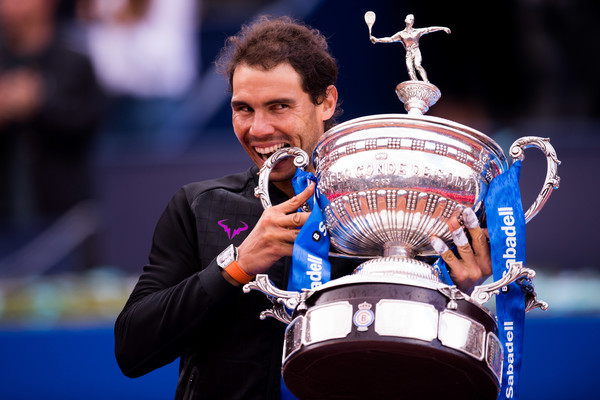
[274,180,295,198]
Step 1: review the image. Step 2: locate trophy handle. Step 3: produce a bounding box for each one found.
[243,274,305,324]
[509,136,561,223]
[469,262,549,312]
[255,147,368,260]
[255,147,310,209]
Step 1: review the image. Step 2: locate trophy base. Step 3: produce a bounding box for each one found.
[284,340,498,400]
[282,281,501,400]
[395,80,441,115]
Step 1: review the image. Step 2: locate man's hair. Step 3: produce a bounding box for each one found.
[216,15,342,130]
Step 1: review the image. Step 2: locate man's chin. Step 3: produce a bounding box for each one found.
[268,168,297,183]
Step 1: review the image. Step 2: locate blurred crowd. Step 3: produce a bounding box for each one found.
[0,0,201,278]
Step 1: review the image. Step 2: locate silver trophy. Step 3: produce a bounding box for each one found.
[246,12,560,400]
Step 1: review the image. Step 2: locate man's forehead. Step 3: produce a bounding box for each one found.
[231,62,306,99]
[233,62,301,84]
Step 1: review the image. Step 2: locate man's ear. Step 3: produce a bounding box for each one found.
[321,85,338,121]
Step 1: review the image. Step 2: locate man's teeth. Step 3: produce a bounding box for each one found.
[255,144,287,159]
[256,144,285,154]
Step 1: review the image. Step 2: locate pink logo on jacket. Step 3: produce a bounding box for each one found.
[218,219,248,240]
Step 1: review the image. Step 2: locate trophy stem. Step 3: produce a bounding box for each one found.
[383,241,415,258]
[395,81,441,115]
[353,255,441,285]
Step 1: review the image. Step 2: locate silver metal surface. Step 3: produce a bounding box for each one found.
[367,12,450,84]
[283,316,305,362]
[439,310,486,361]
[305,301,353,344]
[395,81,441,115]
[486,332,504,383]
[366,12,450,114]
[374,299,438,341]
[438,285,468,311]
[243,275,307,324]
[470,261,549,312]
[313,114,508,259]
[364,11,375,36]
[254,147,309,209]
[509,136,561,223]
[253,113,559,298]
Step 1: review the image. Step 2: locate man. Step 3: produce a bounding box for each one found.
[115,16,490,399]
[370,14,451,82]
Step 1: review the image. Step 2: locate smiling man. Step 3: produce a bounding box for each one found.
[230,62,336,192]
[114,15,491,399]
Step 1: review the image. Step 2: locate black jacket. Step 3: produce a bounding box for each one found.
[114,166,357,399]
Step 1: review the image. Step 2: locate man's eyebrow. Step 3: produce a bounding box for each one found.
[230,100,248,108]
[265,98,296,105]
[231,98,297,109]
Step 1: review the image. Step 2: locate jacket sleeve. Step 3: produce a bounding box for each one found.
[114,187,239,377]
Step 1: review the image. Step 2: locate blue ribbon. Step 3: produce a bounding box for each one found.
[288,169,332,292]
[484,160,526,400]
[281,168,332,399]
[433,257,454,285]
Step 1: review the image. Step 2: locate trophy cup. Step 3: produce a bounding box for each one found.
[245,12,560,400]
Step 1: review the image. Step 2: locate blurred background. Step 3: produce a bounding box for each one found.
[0,0,598,398]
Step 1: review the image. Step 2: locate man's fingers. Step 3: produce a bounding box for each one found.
[461,208,489,257]
[288,210,310,228]
[461,208,492,276]
[448,212,477,264]
[278,182,315,213]
[431,237,483,292]
[262,205,310,230]
[431,235,476,291]
[430,237,458,265]
[451,227,477,265]
[461,207,478,230]
[430,209,493,293]
[430,236,472,286]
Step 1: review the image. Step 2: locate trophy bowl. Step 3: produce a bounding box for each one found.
[314,113,504,259]
[257,113,559,281]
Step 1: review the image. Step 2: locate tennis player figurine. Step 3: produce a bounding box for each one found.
[365,11,450,114]
[367,12,450,83]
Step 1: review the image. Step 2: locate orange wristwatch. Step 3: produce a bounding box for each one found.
[217,244,254,284]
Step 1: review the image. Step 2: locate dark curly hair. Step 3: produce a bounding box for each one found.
[216,15,342,130]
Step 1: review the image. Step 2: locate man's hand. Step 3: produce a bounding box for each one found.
[431,208,492,293]
[236,182,315,276]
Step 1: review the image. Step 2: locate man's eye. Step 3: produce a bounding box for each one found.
[273,104,289,110]
[234,106,252,113]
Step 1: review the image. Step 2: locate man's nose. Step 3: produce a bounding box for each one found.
[249,111,275,137]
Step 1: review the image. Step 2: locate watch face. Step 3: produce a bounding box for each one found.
[217,244,236,268]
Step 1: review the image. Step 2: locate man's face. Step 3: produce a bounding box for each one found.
[231,62,337,183]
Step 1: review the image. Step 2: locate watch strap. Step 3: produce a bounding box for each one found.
[224,260,254,284]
